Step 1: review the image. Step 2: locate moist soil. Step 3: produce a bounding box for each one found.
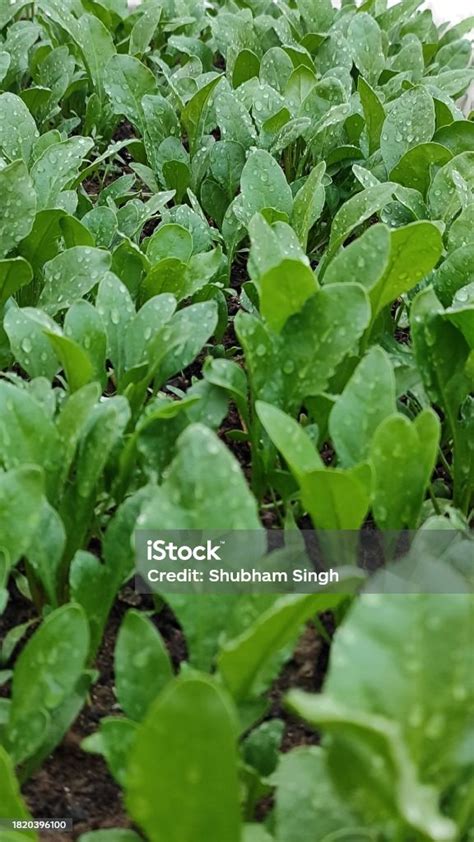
[0,583,332,841]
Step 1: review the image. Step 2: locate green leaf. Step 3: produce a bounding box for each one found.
[0,93,37,163]
[271,746,359,842]
[300,466,372,530]
[0,466,44,577]
[390,142,452,196]
[288,693,456,842]
[292,588,473,823]
[324,183,394,267]
[154,301,217,387]
[0,381,60,499]
[96,272,136,378]
[31,136,94,210]
[182,75,222,155]
[126,677,241,842]
[291,161,326,250]
[240,150,293,225]
[348,13,385,85]
[370,410,440,529]
[4,305,60,379]
[0,746,35,837]
[138,424,260,530]
[46,332,95,392]
[358,76,385,156]
[115,610,173,721]
[27,501,65,607]
[256,401,322,480]
[381,87,435,171]
[64,300,106,386]
[39,246,111,316]
[104,54,156,129]
[258,258,318,334]
[370,221,443,316]
[433,245,474,306]
[146,224,193,266]
[330,347,396,468]
[129,3,162,57]
[448,203,474,252]
[219,589,359,704]
[237,284,370,410]
[69,550,115,657]
[6,603,89,764]
[0,257,32,309]
[324,223,390,291]
[428,152,474,223]
[0,161,36,259]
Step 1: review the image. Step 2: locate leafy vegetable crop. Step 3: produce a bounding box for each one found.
[0,0,473,838]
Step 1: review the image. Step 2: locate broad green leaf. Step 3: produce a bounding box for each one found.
[324,223,390,290]
[104,54,156,129]
[126,677,241,842]
[240,150,293,224]
[138,424,261,530]
[258,258,317,333]
[76,12,116,103]
[448,203,474,252]
[291,161,326,250]
[330,347,396,468]
[214,87,256,149]
[311,589,473,787]
[124,294,176,371]
[182,75,221,155]
[0,381,60,499]
[64,300,106,386]
[411,287,472,432]
[27,501,65,607]
[324,183,394,267]
[0,466,44,577]
[358,77,385,155]
[0,257,32,309]
[82,716,138,786]
[0,93,37,163]
[96,272,135,378]
[46,331,95,392]
[154,301,217,387]
[39,246,111,316]
[444,283,474,348]
[370,410,440,529]
[129,3,162,57]
[300,466,372,530]
[237,284,370,410]
[288,693,456,842]
[17,208,66,274]
[370,221,443,316]
[428,152,474,222]
[433,245,474,306]
[256,401,322,480]
[115,610,173,721]
[381,87,435,171]
[3,306,58,379]
[390,142,452,196]
[146,224,193,266]
[348,13,385,85]
[163,594,241,673]
[271,746,358,842]
[69,550,115,658]
[82,206,117,249]
[0,746,35,837]
[6,604,89,764]
[219,589,359,704]
[433,120,474,155]
[0,161,36,258]
[31,136,94,210]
